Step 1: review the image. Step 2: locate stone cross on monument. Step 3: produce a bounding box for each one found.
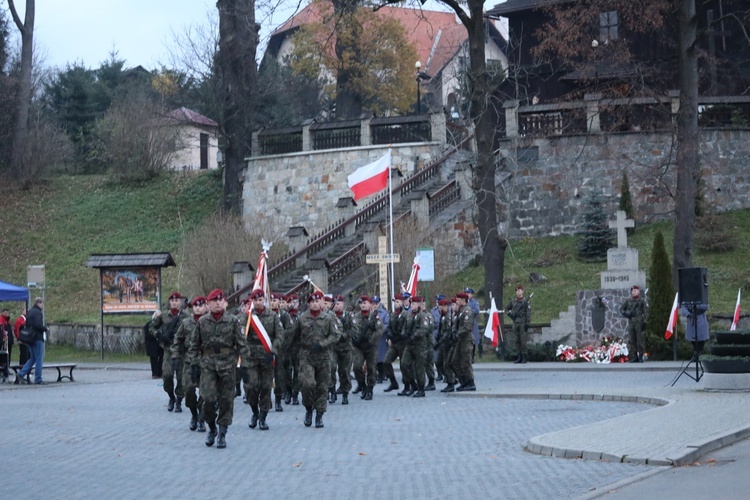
[601,210,645,290]
[608,210,635,248]
[365,236,400,306]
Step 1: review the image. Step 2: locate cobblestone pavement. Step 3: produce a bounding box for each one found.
[3,366,656,500]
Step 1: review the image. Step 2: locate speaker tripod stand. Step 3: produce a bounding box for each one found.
[670,303,705,386]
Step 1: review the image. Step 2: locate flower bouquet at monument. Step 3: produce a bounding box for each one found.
[600,335,629,363]
[556,344,579,362]
[556,337,629,363]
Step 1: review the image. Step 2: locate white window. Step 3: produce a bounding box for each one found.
[599,11,619,42]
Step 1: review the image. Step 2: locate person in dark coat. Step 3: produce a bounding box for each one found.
[680,303,709,357]
[144,318,163,379]
[16,298,47,384]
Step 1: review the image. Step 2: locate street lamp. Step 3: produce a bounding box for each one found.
[415,61,432,115]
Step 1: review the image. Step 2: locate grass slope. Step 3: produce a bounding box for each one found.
[0,171,222,323]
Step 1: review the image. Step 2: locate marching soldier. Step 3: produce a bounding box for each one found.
[383,294,409,393]
[238,290,282,431]
[396,293,417,396]
[187,289,251,448]
[270,293,288,412]
[406,296,434,398]
[171,296,207,432]
[284,293,302,406]
[151,291,190,412]
[620,285,647,363]
[330,295,353,405]
[287,291,340,428]
[506,285,531,364]
[452,292,476,391]
[350,296,382,401]
[437,298,457,392]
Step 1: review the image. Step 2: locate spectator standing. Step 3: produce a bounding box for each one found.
[14,308,28,366]
[16,298,47,384]
[1,309,13,376]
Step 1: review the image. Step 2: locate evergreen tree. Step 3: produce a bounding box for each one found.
[646,231,691,360]
[576,191,614,262]
[618,171,635,235]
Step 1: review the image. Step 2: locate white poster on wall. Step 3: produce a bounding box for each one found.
[416,247,435,282]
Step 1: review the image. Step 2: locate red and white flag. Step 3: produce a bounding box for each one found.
[483,297,502,347]
[405,257,420,296]
[731,288,741,331]
[252,240,272,307]
[248,312,274,354]
[347,150,390,201]
[664,293,680,340]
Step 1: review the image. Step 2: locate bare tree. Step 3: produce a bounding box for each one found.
[7,0,34,178]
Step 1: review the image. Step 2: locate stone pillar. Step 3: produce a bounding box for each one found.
[308,264,329,294]
[430,112,447,144]
[504,100,519,138]
[251,131,260,157]
[302,119,314,152]
[361,113,373,146]
[584,93,602,133]
[286,226,309,268]
[363,226,382,257]
[410,192,430,227]
[454,160,473,201]
[337,197,357,236]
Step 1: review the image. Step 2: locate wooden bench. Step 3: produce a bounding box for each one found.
[11,363,77,383]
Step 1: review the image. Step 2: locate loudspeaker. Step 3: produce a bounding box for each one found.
[678,267,709,305]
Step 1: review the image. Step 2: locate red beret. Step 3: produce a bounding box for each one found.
[207,289,225,301]
[516,285,524,291]
[450,297,458,303]
[411,296,424,303]
[249,289,264,300]
[271,292,284,300]
[394,293,404,301]
[334,295,346,302]
[438,299,450,306]
[190,296,207,307]
[360,295,372,303]
[240,298,251,305]
[308,291,324,302]
[456,292,469,300]
[285,293,298,301]
[168,292,182,300]
[631,285,640,291]
[324,295,334,303]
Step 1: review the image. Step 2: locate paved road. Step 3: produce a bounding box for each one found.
[4,368,653,500]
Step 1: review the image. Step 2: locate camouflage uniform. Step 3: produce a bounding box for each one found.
[350,309,383,399]
[620,296,647,361]
[451,304,475,388]
[284,309,301,402]
[506,297,531,358]
[237,308,282,419]
[171,314,203,425]
[383,307,409,390]
[187,311,250,429]
[288,309,339,416]
[273,308,291,404]
[436,310,456,386]
[407,309,434,395]
[331,310,353,394]
[151,308,190,405]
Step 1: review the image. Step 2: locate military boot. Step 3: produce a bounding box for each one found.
[292,392,300,405]
[315,411,324,428]
[397,384,411,396]
[412,388,426,398]
[167,394,176,412]
[376,362,385,383]
[384,378,399,392]
[284,390,292,405]
[217,425,228,448]
[440,383,455,393]
[249,413,258,429]
[352,384,362,394]
[520,354,528,364]
[513,355,523,364]
[425,380,436,391]
[436,373,444,382]
[258,411,269,431]
[328,387,337,404]
[197,413,206,432]
[364,386,373,400]
[304,408,313,427]
[360,384,368,399]
[275,395,284,412]
[174,398,183,413]
[457,379,476,391]
[189,409,198,431]
[335,386,345,394]
[341,392,349,405]
[205,426,217,447]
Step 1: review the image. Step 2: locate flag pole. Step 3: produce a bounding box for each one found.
[388,147,395,313]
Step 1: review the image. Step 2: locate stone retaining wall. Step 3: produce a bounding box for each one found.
[48,323,145,354]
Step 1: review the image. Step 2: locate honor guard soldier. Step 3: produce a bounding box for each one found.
[171,296,208,432]
[506,285,531,364]
[330,295,353,405]
[151,291,190,412]
[187,289,251,448]
[453,292,476,391]
[620,285,647,363]
[350,296,383,401]
[383,293,409,393]
[288,291,340,428]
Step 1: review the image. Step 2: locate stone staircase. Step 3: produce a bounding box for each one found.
[538,305,577,346]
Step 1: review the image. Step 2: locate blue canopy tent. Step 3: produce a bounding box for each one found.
[0,280,29,302]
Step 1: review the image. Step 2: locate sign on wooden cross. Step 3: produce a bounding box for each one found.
[608,210,634,248]
[365,236,400,304]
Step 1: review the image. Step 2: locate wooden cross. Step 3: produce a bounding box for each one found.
[608,210,634,248]
[365,236,400,303]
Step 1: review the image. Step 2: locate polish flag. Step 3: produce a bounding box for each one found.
[731,289,741,331]
[664,293,680,340]
[405,257,420,296]
[252,240,272,307]
[483,297,502,347]
[347,150,390,201]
